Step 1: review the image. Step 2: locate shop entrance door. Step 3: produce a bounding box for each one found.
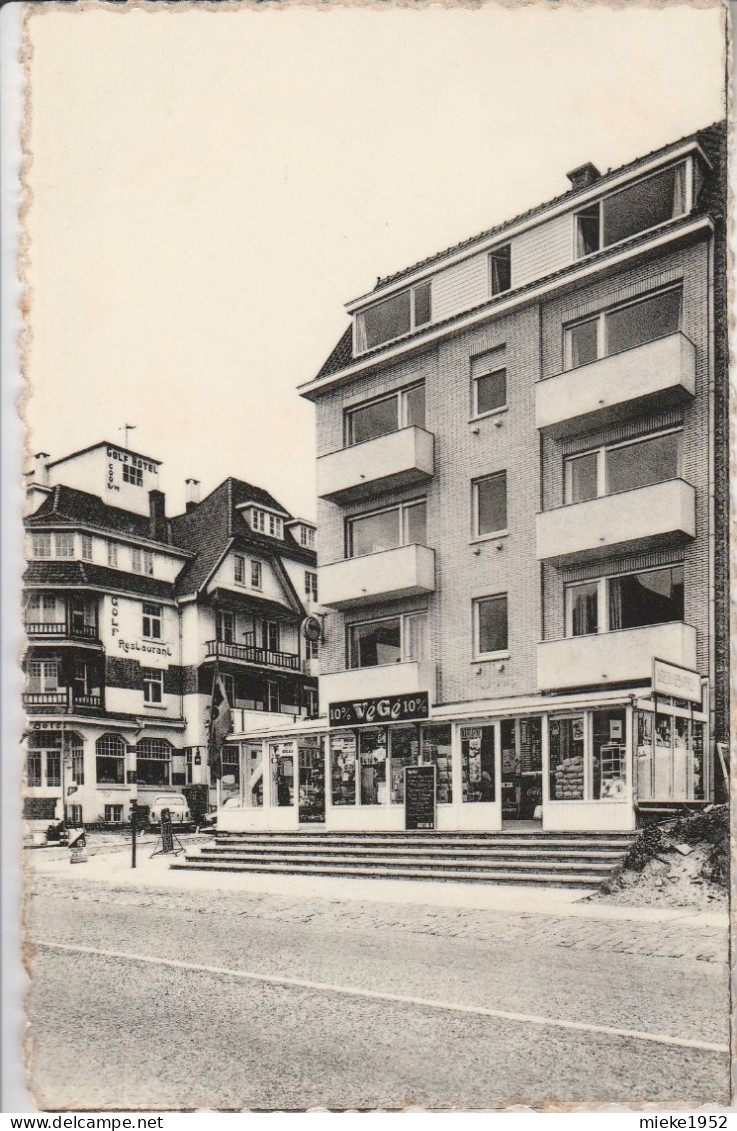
[298,741,326,824]
[458,722,502,831]
[501,717,544,826]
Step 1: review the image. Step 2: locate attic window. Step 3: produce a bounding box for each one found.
[575,161,688,260]
[489,245,511,296]
[299,526,315,549]
[355,281,432,353]
[251,509,283,539]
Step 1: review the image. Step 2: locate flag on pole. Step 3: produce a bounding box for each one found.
[208,667,232,780]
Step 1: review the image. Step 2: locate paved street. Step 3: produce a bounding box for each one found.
[25,852,729,1111]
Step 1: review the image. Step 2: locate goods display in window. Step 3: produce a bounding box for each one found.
[553,755,584,800]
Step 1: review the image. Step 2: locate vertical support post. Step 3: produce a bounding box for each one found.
[130,798,137,869]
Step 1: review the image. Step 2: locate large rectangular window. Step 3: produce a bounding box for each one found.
[346,499,426,557]
[564,430,682,503]
[347,612,427,669]
[549,717,585,800]
[421,723,453,804]
[474,595,508,656]
[55,533,75,559]
[355,283,432,352]
[574,163,687,261]
[564,565,684,637]
[473,473,507,538]
[345,383,425,446]
[564,288,682,371]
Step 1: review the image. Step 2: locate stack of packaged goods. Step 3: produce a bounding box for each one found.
[553,755,584,799]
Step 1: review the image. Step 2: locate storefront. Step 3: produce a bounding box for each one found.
[219,678,709,835]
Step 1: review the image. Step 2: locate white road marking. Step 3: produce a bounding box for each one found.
[37,939,727,1055]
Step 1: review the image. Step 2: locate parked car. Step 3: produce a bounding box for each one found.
[199,795,240,829]
[148,794,192,828]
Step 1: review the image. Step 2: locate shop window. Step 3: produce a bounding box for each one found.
[330,732,357,806]
[221,746,241,802]
[358,728,387,805]
[388,726,420,805]
[549,717,585,801]
[355,286,431,353]
[96,734,126,784]
[142,667,164,704]
[142,602,162,640]
[348,612,427,669]
[471,350,507,418]
[473,473,507,539]
[421,723,453,804]
[137,739,172,786]
[474,594,508,657]
[345,383,425,446]
[242,744,264,807]
[563,288,681,371]
[461,726,495,803]
[271,743,295,807]
[489,244,511,295]
[347,499,426,558]
[592,709,627,800]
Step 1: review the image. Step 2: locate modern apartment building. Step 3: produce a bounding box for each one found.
[23,441,319,829]
[221,121,728,835]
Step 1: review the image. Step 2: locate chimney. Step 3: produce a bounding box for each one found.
[185,478,201,513]
[33,452,50,487]
[566,162,601,192]
[148,489,167,542]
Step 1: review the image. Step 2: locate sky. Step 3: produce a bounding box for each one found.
[24,3,726,521]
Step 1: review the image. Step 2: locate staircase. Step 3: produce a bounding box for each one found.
[172,830,636,888]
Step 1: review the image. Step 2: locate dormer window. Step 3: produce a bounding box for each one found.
[574,161,688,260]
[298,526,315,549]
[355,281,432,353]
[489,245,511,296]
[250,509,283,539]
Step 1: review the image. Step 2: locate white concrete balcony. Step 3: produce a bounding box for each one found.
[320,661,436,706]
[537,621,697,692]
[536,333,696,436]
[317,426,435,504]
[320,544,436,609]
[536,480,696,564]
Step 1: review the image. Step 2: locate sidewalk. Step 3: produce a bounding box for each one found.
[26,837,728,930]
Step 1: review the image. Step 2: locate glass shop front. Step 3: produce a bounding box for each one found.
[218,684,709,833]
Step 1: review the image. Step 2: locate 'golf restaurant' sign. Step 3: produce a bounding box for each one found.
[329,691,429,728]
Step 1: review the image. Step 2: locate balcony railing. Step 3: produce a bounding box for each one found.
[25,622,100,641]
[23,689,104,711]
[317,426,435,504]
[206,639,300,671]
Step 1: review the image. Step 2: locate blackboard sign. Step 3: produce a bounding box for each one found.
[405,765,436,830]
[160,808,174,854]
[329,691,429,728]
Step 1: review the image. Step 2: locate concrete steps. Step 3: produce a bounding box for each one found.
[173,830,635,888]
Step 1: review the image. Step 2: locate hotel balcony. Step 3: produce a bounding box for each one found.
[206,639,300,672]
[536,480,696,564]
[537,621,697,692]
[320,661,437,707]
[536,333,696,437]
[317,426,435,504]
[25,622,101,645]
[320,544,436,609]
[23,689,104,713]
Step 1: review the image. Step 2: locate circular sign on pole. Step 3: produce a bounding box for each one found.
[302,616,322,642]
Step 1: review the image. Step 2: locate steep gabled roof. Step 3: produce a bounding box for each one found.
[170,478,316,597]
[25,484,180,550]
